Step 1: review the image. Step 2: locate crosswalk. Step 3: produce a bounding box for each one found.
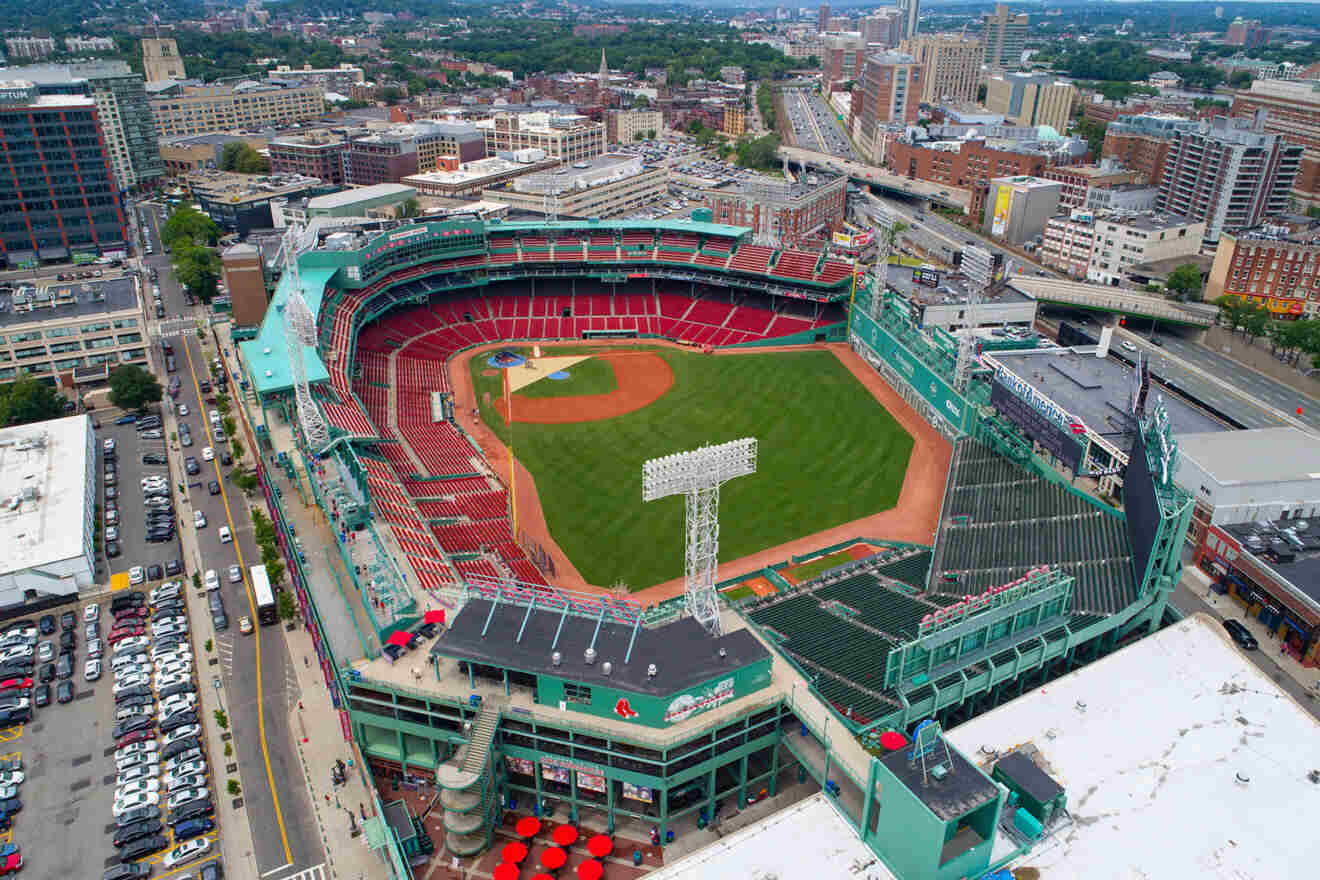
[154,317,202,339]
[216,635,234,676]
[264,862,327,880]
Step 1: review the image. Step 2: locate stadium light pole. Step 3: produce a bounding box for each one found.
[282,224,329,451]
[642,439,757,636]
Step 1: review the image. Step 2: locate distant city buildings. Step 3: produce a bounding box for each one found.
[1230,80,1320,210]
[147,79,325,138]
[476,112,605,162]
[65,37,116,54]
[605,109,664,145]
[4,37,56,60]
[900,34,983,105]
[981,5,1029,70]
[141,38,187,83]
[984,73,1078,135]
[1225,17,1270,49]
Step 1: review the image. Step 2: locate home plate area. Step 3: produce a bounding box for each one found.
[504,355,592,393]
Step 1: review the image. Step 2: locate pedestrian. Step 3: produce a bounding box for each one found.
[304,655,310,667]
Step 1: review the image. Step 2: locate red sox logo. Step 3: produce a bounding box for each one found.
[614,698,638,719]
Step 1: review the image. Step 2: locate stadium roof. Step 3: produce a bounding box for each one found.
[488,217,751,239]
[944,614,1320,880]
[239,264,332,396]
[0,414,91,578]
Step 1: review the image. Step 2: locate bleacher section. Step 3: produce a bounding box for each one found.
[931,440,1136,614]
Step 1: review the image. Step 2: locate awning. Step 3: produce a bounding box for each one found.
[423,609,445,624]
[385,630,411,647]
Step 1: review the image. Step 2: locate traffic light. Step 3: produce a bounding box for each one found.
[1119,316,1126,326]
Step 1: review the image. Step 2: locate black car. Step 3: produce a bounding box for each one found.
[184,457,200,476]
[110,595,144,614]
[160,736,200,761]
[117,696,154,714]
[59,629,75,650]
[165,560,182,577]
[1222,619,1259,651]
[141,453,167,466]
[38,615,55,635]
[146,532,176,544]
[55,654,72,679]
[38,662,54,682]
[220,451,232,467]
[56,681,74,703]
[174,817,215,841]
[106,541,122,558]
[115,686,154,703]
[212,613,229,631]
[0,798,20,815]
[112,716,153,739]
[113,818,163,847]
[117,834,168,863]
[158,682,195,701]
[168,798,214,824]
[104,863,151,880]
[153,605,185,622]
[198,380,211,393]
[33,683,49,707]
[0,663,34,679]
[0,707,30,725]
[160,710,197,733]
[115,805,161,828]
[147,564,164,581]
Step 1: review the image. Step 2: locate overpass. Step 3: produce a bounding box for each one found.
[1006,275,1214,328]
[777,145,972,212]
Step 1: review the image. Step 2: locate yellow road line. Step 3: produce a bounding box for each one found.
[181,336,293,864]
[151,853,221,880]
[0,727,21,744]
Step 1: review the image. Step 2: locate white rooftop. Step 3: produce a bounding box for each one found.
[0,414,91,577]
[944,613,1320,880]
[646,793,896,880]
[404,156,543,185]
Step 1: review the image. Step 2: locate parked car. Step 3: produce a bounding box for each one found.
[1222,619,1259,651]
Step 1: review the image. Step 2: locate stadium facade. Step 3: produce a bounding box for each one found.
[234,214,1193,879]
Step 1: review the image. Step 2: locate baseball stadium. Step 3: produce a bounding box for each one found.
[237,213,1194,880]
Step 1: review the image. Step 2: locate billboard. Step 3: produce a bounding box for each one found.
[913,265,941,287]
[991,185,1013,237]
[850,307,972,433]
[990,376,1085,473]
[1123,431,1161,589]
[833,230,874,251]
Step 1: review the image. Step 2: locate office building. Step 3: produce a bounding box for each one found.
[267,132,349,186]
[982,175,1064,244]
[186,169,329,236]
[1157,116,1302,244]
[402,155,559,198]
[341,121,485,187]
[268,63,365,93]
[1226,17,1270,48]
[9,61,164,192]
[817,3,830,33]
[148,79,325,138]
[159,132,269,175]
[887,137,1054,187]
[482,153,665,219]
[220,242,268,328]
[141,38,187,83]
[1101,113,1200,185]
[4,37,55,60]
[0,83,127,265]
[476,112,604,162]
[65,37,116,54]
[304,183,416,220]
[1041,161,1144,208]
[1084,183,1159,214]
[860,11,901,46]
[605,109,664,145]
[691,171,846,247]
[0,277,147,385]
[1230,79,1320,210]
[1040,210,1203,285]
[981,4,1029,70]
[0,414,96,603]
[898,0,920,41]
[1205,219,1320,317]
[724,104,746,137]
[900,34,983,105]
[984,73,1077,134]
[820,32,868,83]
[854,52,922,161]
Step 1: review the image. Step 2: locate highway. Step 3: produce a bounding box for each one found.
[783,88,860,162]
[779,143,972,211]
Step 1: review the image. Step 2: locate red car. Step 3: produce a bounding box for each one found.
[114,607,148,621]
[107,626,145,645]
[115,729,154,748]
[0,844,20,875]
[0,678,31,692]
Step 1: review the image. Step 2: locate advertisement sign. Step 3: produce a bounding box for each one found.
[991,186,1012,238]
[664,677,735,723]
[622,782,654,803]
[913,266,941,288]
[506,757,535,777]
[576,772,607,793]
[850,307,970,432]
[540,760,571,785]
[990,377,1085,473]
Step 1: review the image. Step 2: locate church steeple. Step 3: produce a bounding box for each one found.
[598,48,608,85]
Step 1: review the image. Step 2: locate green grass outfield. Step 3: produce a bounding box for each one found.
[471,347,914,590]
[517,356,618,399]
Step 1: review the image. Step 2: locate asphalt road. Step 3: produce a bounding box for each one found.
[139,201,323,877]
[783,88,859,162]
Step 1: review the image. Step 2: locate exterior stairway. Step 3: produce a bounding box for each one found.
[436,703,501,855]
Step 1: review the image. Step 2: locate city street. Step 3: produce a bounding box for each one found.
[137,201,325,879]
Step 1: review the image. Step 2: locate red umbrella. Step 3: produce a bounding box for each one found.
[553,825,579,847]
[502,841,529,863]
[494,864,519,880]
[879,731,907,751]
[586,835,613,858]
[540,847,567,870]
[385,630,411,647]
[515,816,542,838]
[577,861,603,880]
[423,608,445,624]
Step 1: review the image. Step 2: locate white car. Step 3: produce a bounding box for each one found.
[193,510,207,529]
[129,566,146,586]
[87,638,103,658]
[207,409,220,426]
[166,787,209,810]
[164,773,207,794]
[218,525,232,544]
[162,724,201,746]
[150,583,182,605]
[116,703,151,722]
[113,675,150,694]
[227,565,242,584]
[159,693,197,713]
[178,403,189,416]
[104,438,117,452]
[115,740,158,762]
[84,603,100,622]
[0,770,23,786]
[156,659,193,679]
[113,636,150,654]
[155,672,192,690]
[117,764,159,787]
[201,446,214,462]
[3,626,35,641]
[204,569,219,592]
[115,778,161,799]
[112,652,149,671]
[162,837,211,868]
[84,658,102,681]
[152,646,189,663]
[164,752,204,774]
[112,790,160,817]
[116,753,158,775]
[1121,340,1137,351]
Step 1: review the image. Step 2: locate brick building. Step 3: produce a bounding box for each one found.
[1205,220,1320,317]
[1101,114,1200,187]
[267,133,349,185]
[1041,161,1144,208]
[886,138,1048,188]
[1230,80,1320,210]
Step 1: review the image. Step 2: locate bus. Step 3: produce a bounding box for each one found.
[250,564,278,626]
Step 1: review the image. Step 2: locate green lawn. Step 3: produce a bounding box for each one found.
[517,356,618,399]
[785,549,857,583]
[475,347,914,591]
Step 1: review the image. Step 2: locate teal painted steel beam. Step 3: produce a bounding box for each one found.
[589,604,606,654]
[624,616,641,664]
[552,600,571,650]
[481,590,501,637]
[516,593,538,643]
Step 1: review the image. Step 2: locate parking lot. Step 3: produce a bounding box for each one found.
[98,411,182,585]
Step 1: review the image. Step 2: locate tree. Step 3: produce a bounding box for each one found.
[172,243,222,302]
[631,94,651,109]
[395,197,422,219]
[646,128,657,140]
[1075,118,1108,160]
[634,130,646,142]
[1164,264,1203,301]
[161,204,220,251]
[219,142,270,174]
[108,365,162,413]
[1227,70,1253,89]
[278,589,297,620]
[0,376,65,427]
[734,133,780,172]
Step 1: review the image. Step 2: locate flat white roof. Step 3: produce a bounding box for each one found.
[0,414,90,576]
[646,793,896,880]
[944,613,1320,880]
[1177,426,1320,486]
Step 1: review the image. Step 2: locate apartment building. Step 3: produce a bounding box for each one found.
[900,34,984,105]
[0,84,127,266]
[0,278,148,386]
[886,136,1082,188]
[267,132,349,185]
[482,153,665,219]
[476,112,605,162]
[187,169,328,235]
[854,52,922,161]
[159,133,270,175]
[1206,220,1320,317]
[1230,80,1320,210]
[981,5,1029,70]
[984,73,1077,134]
[1101,113,1200,185]
[605,109,664,145]
[1039,211,1100,277]
[141,38,187,83]
[820,32,868,83]
[65,37,116,54]
[267,64,365,93]
[1226,17,1270,48]
[4,37,55,60]
[148,79,325,138]
[10,61,164,192]
[1041,161,1144,208]
[1157,116,1302,244]
[1041,210,1204,284]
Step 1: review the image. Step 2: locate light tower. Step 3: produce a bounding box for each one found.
[282,224,329,451]
[954,244,993,392]
[869,206,894,319]
[642,439,758,635]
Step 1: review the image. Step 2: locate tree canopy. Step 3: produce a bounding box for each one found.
[734,134,781,173]
[173,243,223,303]
[161,205,220,251]
[0,376,65,427]
[108,365,163,413]
[220,142,270,174]
[1164,264,1203,301]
